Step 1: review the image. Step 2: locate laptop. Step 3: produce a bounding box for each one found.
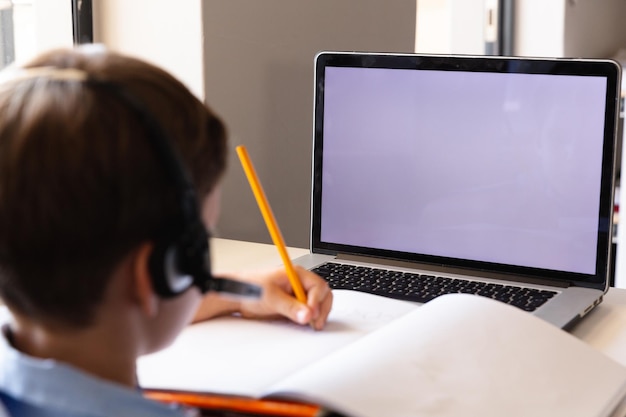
[293,51,622,329]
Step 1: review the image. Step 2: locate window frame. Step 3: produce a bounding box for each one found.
[71,0,93,44]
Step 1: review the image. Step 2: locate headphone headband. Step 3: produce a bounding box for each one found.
[1,65,261,300]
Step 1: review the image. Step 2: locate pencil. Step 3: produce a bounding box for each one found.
[236,145,307,304]
[144,390,323,417]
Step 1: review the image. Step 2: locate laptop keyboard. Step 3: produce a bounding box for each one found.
[312,262,558,312]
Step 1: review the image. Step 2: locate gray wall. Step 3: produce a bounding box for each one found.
[563,0,626,58]
[202,1,417,248]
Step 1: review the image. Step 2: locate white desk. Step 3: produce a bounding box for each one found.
[212,238,626,367]
[212,238,308,274]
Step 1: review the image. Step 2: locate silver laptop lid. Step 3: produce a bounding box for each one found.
[311,52,621,290]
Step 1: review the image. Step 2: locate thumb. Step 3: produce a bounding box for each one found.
[269,288,312,325]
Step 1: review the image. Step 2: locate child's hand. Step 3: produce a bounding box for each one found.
[236,266,333,330]
[192,266,333,330]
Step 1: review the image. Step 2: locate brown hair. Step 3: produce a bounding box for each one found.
[0,48,227,327]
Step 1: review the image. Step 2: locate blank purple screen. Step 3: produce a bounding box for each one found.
[320,67,607,274]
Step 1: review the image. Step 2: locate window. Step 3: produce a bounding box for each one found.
[0,0,79,70]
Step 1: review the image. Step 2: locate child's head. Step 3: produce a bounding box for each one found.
[0,47,227,336]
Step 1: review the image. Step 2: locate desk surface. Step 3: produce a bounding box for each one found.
[212,237,626,368]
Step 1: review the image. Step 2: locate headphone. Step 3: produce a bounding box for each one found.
[87,76,262,299]
[0,65,261,299]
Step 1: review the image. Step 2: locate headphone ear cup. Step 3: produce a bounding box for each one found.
[148,238,193,298]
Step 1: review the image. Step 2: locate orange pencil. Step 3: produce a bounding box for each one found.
[144,390,322,417]
[236,145,307,304]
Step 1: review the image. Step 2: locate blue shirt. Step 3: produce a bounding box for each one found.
[0,314,198,417]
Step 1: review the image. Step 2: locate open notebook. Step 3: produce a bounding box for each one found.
[294,52,622,329]
[137,292,626,417]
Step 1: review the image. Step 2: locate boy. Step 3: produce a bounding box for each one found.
[0,46,332,416]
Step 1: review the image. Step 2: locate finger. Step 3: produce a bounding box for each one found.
[296,267,329,307]
[312,289,333,330]
[295,267,333,330]
[304,278,331,316]
[265,285,312,325]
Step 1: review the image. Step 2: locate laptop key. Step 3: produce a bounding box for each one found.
[312,262,557,312]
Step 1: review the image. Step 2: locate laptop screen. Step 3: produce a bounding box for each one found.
[312,53,620,286]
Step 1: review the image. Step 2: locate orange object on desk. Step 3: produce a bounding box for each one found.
[144,390,324,417]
